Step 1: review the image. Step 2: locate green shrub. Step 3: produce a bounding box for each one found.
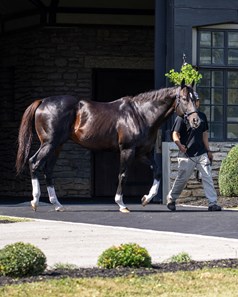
[53,263,78,270]
[97,243,152,269]
[219,145,238,196]
[0,242,47,277]
[169,252,192,263]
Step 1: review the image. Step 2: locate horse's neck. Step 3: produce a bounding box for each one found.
[138,88,177,128]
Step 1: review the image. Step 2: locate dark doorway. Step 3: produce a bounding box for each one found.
[93,68,154,200]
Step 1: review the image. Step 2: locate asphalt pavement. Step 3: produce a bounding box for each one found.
[0,201,238,268]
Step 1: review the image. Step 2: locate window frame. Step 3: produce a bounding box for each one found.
[196,27,238,142]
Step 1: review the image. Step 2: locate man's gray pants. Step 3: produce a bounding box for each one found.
[167,153,217,205]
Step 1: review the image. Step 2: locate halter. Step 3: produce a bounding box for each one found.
[175,86,198,118]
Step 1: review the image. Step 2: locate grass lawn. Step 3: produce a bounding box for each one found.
[0,216,31,223]
[0,268,238,297]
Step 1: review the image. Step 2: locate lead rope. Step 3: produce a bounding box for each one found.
[184,130,201,182]
[184,128,199,166]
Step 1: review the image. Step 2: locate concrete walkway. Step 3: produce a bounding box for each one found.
[1,217,238,268]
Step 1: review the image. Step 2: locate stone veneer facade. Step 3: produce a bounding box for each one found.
[0,25,154,199]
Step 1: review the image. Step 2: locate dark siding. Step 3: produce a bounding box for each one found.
[166,0,238,70]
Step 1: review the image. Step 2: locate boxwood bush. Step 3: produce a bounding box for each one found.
[218,145,238,196]
[97,243,152,269]
[0,242,47,277]
[169,252,192,263]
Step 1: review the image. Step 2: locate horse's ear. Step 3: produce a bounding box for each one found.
[181,78,185,89]
[191,80,195,88]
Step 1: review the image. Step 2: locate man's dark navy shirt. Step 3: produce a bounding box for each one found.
[172,111,209,157]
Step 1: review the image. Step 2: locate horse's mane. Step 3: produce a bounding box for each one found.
[132,86,178,104]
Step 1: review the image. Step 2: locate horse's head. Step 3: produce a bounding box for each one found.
[175,79,201,129]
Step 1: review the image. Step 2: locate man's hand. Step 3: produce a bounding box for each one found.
[207,151,213,164]
[178,144,187,153]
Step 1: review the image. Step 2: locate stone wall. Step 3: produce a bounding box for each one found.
[0,25,154,199]
[162,142,238,204]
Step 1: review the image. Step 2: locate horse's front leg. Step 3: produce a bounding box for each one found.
[141,153,161,207]
[115,148,134,213]
[141,178,160,206]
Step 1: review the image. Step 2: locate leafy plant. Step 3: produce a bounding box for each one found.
[219,145,238,196]
[97,243,152,269]
[0,242,47,277]
[53,262,78,270]
[169,252,192,263]
[165,63,202,85]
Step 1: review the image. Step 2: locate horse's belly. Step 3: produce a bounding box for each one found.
[71,131,118,151]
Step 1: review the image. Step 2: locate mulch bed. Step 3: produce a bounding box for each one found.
[1,259,238,286]
[178,195,238,209]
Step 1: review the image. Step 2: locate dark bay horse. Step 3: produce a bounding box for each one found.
[16,79,200,213]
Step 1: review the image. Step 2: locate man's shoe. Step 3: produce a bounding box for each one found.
[167,198,176,211]
[208,204,222,211]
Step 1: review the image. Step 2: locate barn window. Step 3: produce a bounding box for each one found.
[197,29,238,141]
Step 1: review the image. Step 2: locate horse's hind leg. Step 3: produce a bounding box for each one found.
[29,147,44,211]
[115,148,134,213]
[29,143,57,211]
[30,173,41,211]
[44,147,64,211]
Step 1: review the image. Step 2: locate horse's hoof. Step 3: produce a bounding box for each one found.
[31,201,37,211]
[55,206,65,212]
[141,196,149,207]
[119,207,130,213]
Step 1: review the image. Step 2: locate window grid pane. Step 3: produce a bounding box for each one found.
[228,49,238,65]
[227,124,238,139]
[212,49,224,65]
[212,32,224,47]
[227,106,238,122]
[228,32,238,48]
[200,31,211,47]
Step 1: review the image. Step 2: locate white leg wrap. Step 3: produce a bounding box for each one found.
[115,194,127,210]
[31,178,41,210]
[31,178,41,205]
[144,179,160,203]
[47,186,63,211]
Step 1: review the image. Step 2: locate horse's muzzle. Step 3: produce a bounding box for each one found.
[190,115,201,128]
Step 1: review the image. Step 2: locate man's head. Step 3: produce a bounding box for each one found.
[194,92,200,108]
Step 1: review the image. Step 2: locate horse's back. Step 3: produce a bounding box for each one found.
[39,95,79,110]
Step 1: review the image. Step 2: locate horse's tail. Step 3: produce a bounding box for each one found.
[16,99,42,175]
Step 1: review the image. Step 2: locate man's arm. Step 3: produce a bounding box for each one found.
[172,131,187,153]
[203,130,213,162]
